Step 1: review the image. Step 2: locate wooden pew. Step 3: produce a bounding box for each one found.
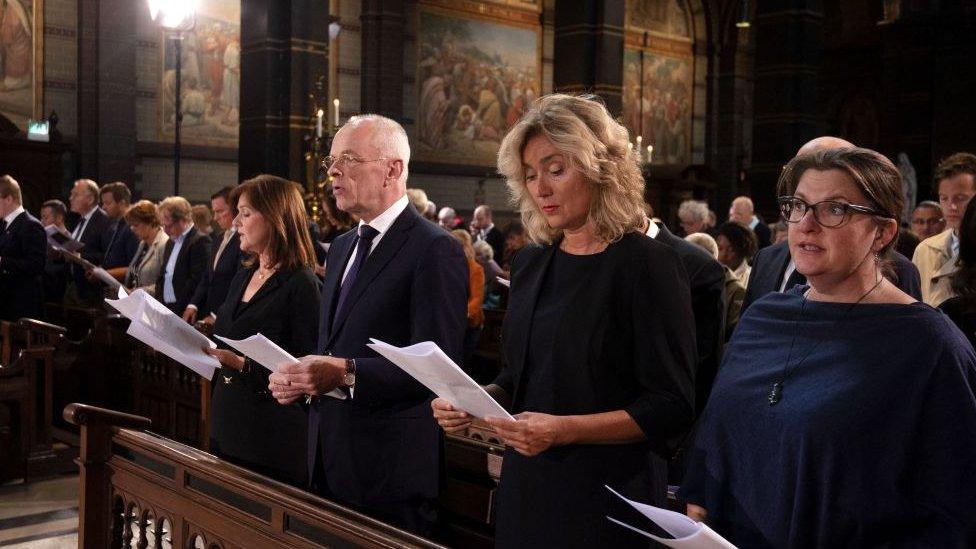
[0,318,70,481]
[439,423,504,548]
[65,403,447,549]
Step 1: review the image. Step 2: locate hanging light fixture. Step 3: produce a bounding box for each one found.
[736,0,751,29]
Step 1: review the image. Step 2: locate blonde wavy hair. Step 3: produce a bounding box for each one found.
[496,94,646,245]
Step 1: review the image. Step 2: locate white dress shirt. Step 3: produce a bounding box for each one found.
[71,206,99,239]
[163,224,194,304]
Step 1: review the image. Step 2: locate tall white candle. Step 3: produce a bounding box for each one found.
[647,145,654,163]
[333,98,340,128]
[316,109,324,138]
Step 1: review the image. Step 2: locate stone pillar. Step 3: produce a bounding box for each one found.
[749,2,823,217]
[552,0,625,114]
[360,0,404,118]
[77,0,99,178]
[239,0,329,182]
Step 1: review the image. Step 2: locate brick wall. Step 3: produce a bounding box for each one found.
[43,0,78,137]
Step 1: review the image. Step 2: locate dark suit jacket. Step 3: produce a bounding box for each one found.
[211,266,321,487]
[744,240,924,312]
[68,208,113,298]
[154,227,212,314]
[653,223,726,414]
[0,211,46,321]
[101,217,140,269]
[309,204,468,508]
[191,231,243,317]
[495,232,697,457]
[483,225,505,262]
[753,218,772,250]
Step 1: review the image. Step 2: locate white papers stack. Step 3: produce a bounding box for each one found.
[106,289,220,380]
[606,486,736,548]
[366,339,514,421]
[495,276,510,288]
[215,333,346,400]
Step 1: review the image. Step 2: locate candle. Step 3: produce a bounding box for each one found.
[636,135,642,148]
[333,98,340,128]
[316,109,324,138]
[647,145,654,163]
[627,142,633,152]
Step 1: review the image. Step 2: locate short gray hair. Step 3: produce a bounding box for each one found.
[685,232,719,259]
[678,200,709,222]
[472,239,494,260]
[345,114,411,184]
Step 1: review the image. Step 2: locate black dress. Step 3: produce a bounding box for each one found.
[681,288,976,547]
[210,266,321,487]
[493,235,697,548]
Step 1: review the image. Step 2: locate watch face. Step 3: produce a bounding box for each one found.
[342,372,356,387]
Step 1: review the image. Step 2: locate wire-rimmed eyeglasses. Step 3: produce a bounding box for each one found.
[777,196,893,228]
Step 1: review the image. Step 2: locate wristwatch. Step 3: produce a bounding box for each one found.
[342,358,357,387]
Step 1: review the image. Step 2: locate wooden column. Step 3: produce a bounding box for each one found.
[552,0,625,114]
[360,0,405,118]
[749,1,823,217]
[239,0,329,182]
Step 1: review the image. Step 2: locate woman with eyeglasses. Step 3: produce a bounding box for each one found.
[679,147,976,546]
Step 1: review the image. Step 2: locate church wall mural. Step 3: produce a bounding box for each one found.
[156,0,239,148]
[0,0,43,127]
[622,0,694,166]
[413,4,541,168]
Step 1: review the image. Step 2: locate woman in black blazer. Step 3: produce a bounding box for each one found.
[432,95,697,548]
[204,175,321,487]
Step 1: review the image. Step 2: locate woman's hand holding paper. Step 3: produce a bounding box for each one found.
[431,398,473,433]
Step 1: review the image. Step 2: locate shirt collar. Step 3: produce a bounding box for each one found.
[3,205,25,225]
[644,218,660,239]
[80,206,98,222]
[950,230,960,257]
[749,215,760,230]
[359,194,409,237]
[174,223,194,244]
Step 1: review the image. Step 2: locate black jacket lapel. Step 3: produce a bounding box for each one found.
[506,242,558,401]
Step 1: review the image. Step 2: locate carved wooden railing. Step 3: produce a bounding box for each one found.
[0,318,68,481]
[65,403,447,549]
[438,423,505,548]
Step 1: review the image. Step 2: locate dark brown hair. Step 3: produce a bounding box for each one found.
[100,182,132,204]
[42,199,67,219]
[777,147,904,260]
[231,174,316,270]
[934,152,976,194]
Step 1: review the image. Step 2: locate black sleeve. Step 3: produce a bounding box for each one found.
[2,221,46,277]
[184,236,212,305]
[191,259,211,310]
[288,270,322,357]
[689,260,727,414]
[624,245,697,448]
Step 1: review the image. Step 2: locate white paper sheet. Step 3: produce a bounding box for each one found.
[105,289,220,380]
[495,276,510,288]
[366,339,514,421]
[214,333,346,400]
[605,486,737,549]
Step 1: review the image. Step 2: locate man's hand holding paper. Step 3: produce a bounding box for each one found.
[268,355,346,404]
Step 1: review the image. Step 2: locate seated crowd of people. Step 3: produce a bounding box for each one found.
[1,93,975,547]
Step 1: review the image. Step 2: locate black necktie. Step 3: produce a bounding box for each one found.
[333,225,379,322]
[104,219,122,259]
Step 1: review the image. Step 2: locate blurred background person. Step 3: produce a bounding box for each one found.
[99,182,139,282]
[451,229,485,369]
[192,203,215,236]
[910,200,946,241]
[65,179,112,307]
[677,199,710,237]
[433,94,696,548]
[913,152,976,306]
[187,186,243,325]
[123,200,169,292]
[39,199,69,304]
[716,221,758,287]
[470,204,505,260]
[686,231,746,341]
[728,195,771,249]
[0,175,45,322]
[204,175,320,487]
[155,196,211,316]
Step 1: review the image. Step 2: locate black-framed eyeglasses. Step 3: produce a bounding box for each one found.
[777,196,893,228]
[323,153,389,171]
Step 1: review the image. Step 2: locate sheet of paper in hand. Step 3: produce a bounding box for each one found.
[605,486,737,549]
[106,289,220,380]
[215,333,346,400]
[366,338,514,421]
